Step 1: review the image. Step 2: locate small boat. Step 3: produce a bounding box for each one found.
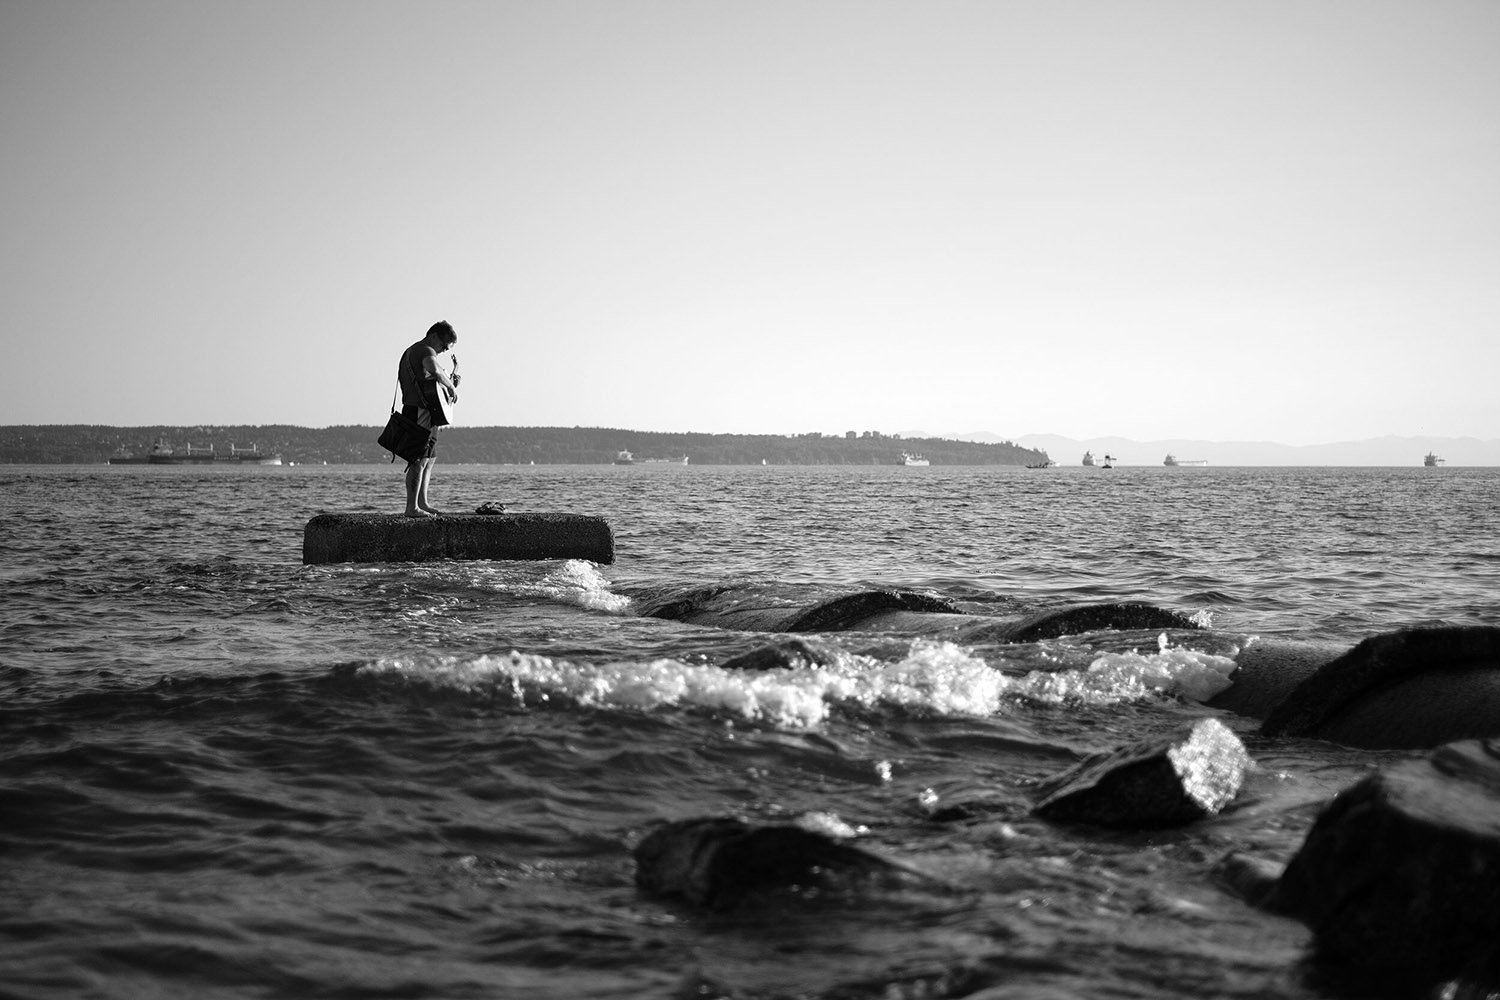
[1102,454,1116,469]
[1082,451,1095,467]
[1025,459,1056,469]
[1424,452,1445,467]
[613,450,635,465]
[900,452,930,466]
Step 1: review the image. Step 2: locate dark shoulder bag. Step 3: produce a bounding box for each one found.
[376,350,432,463]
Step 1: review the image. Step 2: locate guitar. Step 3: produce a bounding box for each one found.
[420,354,459,427]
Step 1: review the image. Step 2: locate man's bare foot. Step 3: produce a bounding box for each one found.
[419,506,444,515]
[404,508,434,518]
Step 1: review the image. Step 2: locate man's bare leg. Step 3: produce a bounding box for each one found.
[417,458,442,514]
[405,459,433,517]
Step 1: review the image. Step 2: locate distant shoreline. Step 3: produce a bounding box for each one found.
[0,425,1047,467]
[2,425,1494,467]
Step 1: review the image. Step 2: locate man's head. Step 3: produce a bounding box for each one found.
[425,320,458,351]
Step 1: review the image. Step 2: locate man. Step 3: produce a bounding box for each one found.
[398,320,460,517]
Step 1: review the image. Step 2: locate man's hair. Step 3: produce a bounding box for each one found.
[426,320,457,345]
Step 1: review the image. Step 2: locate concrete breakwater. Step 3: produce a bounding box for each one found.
[302,512,615,565]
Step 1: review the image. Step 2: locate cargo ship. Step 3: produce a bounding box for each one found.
[108,438,281,465]
[219,443,283,465]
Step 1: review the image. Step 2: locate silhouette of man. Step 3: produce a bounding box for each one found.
[398,321,460,516]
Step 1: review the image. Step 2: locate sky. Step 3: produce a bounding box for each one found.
[3,1,1497,445]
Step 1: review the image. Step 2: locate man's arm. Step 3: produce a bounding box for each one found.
[420,350,459,401]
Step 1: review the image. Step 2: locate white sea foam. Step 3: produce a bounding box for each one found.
[362,631,1236,728]
[539,559,633,613]
[1011,633,1237,704]
[458,558,633,613]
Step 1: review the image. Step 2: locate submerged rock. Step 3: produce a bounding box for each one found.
[850,601,1203,642]
[1033,717,1250,828]
[1243,738,1500,985]
[635,583,957,632]
[633,816,921,910]
[980,602,1204,643]
[720,638,843,671]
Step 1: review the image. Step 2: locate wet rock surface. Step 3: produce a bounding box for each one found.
[633,816,927,910]
[1033,717,1250,828]
[982,602,1203,643]
[1265,738,1500,984]
[719,637,843,671]
[634,583,958,632]
[1259,626,1500,749]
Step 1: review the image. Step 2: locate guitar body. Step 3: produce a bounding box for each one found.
[421,380,456,427]
[419,354,458,427]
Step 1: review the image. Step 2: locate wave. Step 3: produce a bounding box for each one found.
[352,634,1239,729]
[331,557,632,614]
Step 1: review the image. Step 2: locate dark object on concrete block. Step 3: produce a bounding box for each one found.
[1256,738,1500,986]
[633,816,920,910]
[302,512,614,565]
[1033,717,1250,828]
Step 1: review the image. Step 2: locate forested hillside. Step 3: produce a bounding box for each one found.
[0,425,1047,466]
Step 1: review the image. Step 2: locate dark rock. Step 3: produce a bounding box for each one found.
[984,602,1203,643]
[633,816,920,910]
[1202,636,1347,719]
[782,590,958,632]
[1258,738,1500,984]
[720,638,843,671]
[1211,852,1286,909]
[634,583,957,633]
[1033,717,1250,828]
[1259,626,1500,749]
[301,512,614,565]
[852,601,1203,642]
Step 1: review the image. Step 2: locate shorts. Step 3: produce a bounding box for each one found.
[401,405,438,460]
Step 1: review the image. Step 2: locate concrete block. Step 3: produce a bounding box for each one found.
[302,512,614,565]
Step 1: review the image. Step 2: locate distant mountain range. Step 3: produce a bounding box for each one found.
[929,432,1500,467]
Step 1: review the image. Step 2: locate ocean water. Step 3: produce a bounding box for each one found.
[3,463,1498,999]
